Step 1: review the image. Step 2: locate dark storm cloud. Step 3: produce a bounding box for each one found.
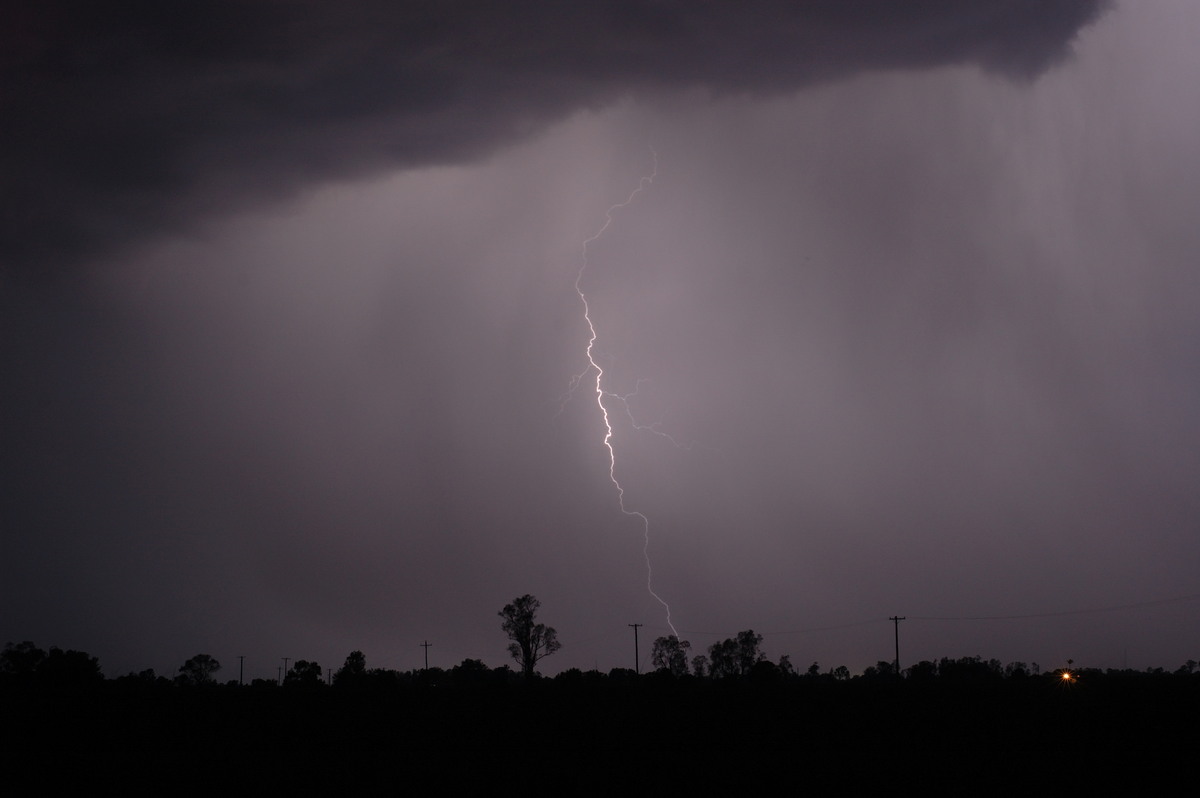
[3,0,1107,275]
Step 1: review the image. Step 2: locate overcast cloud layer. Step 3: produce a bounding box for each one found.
[5,0,1105,274]
[9,1,1200,681]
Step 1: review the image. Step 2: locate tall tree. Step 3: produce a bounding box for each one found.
[707,638,739,678]
[650,636,692,676]
[499,594,560,678]
[734,629,765,675]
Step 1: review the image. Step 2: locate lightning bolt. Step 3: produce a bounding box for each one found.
[571,149,681,639]
[610,379,696,452]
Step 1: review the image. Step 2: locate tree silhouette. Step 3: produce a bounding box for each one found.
[39,647,102,686]
[734,630,765,674]
[650,636,691,676]
[449,658,490,686]
[334,650,367,686]
[1,641,47,676]
[708,638,737,678]
[177,654,220,686]
[861,660,895,680]
[285,660,323,687]
[707,630,765,678]
[1,642,101,687]
[498,594,560,678]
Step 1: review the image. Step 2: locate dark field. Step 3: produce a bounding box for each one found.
[4,664,1197,792]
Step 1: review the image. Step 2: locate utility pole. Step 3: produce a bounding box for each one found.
[420,640,432,671]
[282,657,290,683]
[628,624,643,674]
[238,655,245,686]
[889,616,906,677]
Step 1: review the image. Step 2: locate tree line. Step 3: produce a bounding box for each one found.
[5,593,1198,689]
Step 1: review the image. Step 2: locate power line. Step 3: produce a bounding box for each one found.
[910,592,1200,622]
[760,619,890,637]
[655,592,1200,641]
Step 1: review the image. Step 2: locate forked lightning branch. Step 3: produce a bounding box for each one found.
[566,150,681,639]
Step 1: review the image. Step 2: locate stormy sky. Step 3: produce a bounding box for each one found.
[5,0,1199,680]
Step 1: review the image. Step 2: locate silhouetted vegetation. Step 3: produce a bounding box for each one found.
[333,650,366,687]
[176,653,221,686]
[0,641,101,689]
[498,594,561,678]
[283,659,323,688]
[650,635,691,675]
[707,629,766,677]
[4,638,1198,789]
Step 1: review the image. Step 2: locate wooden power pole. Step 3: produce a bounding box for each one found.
[889,616,906,676]
[628,624,643,674]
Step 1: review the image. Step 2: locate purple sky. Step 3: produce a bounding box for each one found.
[5,1,1199,681]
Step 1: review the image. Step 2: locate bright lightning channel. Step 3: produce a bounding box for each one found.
[572,150,681,640]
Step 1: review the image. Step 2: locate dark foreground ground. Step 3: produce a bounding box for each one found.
[3,670,1197,792]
